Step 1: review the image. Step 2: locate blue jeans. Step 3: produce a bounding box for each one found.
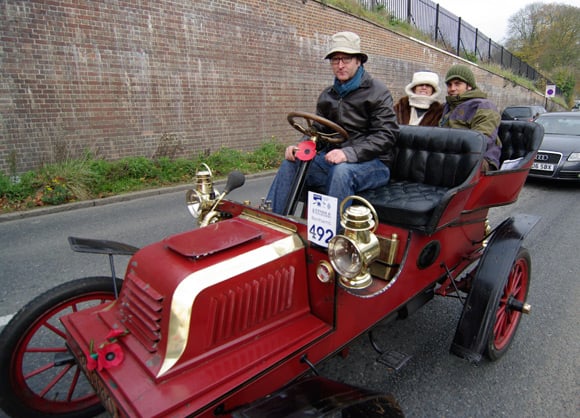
[266,151,391,215]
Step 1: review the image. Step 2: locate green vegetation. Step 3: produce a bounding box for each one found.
[506,3,579,105]
[0,139,285,213]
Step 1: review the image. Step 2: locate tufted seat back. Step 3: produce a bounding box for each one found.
[464,120,544,210]
[498,120,544,165]
[361,126,485,233]
[391,126,485,187]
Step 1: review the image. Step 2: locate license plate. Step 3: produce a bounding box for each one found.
[532,162,555,171]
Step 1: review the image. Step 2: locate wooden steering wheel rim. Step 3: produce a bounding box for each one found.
[287,111,348,144]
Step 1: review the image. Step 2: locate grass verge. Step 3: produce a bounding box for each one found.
[1,139,285,213]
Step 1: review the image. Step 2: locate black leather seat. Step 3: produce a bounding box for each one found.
[361,126,485,232]
[498,120,544,167]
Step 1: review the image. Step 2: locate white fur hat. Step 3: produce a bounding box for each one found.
[405,71,441,97]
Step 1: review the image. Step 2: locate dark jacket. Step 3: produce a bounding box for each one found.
[440,89,502,169]
[315,70,399,167]
[394,96,444,126]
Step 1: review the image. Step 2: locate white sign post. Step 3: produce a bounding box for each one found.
[545,84,556,98]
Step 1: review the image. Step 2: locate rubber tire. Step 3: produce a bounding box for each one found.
[0,276,122,418]
[484,247,531,361]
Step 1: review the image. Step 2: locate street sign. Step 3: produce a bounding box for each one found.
[545,84,556,97]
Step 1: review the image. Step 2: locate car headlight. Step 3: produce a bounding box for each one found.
[567,152,580,162]
[186,189,203,218]
[327,197,380,289]
[328,236,363,279]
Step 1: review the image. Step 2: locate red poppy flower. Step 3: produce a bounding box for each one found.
[98,343,124,369]
[295,141,316,161]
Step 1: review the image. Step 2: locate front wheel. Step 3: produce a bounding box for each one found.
[484,247,531,361]
[0,276,121,418]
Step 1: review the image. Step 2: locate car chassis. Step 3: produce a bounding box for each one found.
[0,112,544,417]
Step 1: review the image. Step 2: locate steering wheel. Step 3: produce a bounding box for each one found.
[287,111,348,144]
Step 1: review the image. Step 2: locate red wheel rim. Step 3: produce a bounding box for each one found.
[492,257,529,350]
[10,291,114,414]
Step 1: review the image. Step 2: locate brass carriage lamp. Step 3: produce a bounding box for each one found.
[186,163,217,221]
[328,197,380,289]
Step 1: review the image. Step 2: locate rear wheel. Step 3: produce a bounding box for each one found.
[0,276,121,418]
[484,247,531,361]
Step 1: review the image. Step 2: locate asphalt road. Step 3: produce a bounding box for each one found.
[0,174,578,417]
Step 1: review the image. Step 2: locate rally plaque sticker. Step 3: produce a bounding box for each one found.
[307,191,337,247]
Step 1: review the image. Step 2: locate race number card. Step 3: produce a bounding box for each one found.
[307,191,337,247]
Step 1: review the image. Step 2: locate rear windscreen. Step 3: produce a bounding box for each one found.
[504,107,532,118]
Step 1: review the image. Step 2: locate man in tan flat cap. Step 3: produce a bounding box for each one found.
[267,31,399,217]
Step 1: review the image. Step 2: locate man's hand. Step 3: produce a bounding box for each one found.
[325,149,347,164]
[285,145,298,161]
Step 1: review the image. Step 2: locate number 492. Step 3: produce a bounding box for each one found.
[309,224,334,244]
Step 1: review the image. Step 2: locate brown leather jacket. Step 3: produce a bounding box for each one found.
[394,96,444,126]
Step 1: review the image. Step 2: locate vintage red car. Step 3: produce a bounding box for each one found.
[0,113,544,417]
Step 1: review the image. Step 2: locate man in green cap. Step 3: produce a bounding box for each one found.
[439,64,501,171]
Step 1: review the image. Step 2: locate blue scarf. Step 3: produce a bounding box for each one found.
[333,66,365,98]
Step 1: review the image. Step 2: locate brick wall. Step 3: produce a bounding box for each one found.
[0,0,550,174]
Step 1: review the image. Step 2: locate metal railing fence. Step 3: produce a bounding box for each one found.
[358,0,548,86]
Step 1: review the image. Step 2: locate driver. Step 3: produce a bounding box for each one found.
[266,31,399,216]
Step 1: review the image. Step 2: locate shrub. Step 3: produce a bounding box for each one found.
[36,157,94,202]
[0,172,40,205]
